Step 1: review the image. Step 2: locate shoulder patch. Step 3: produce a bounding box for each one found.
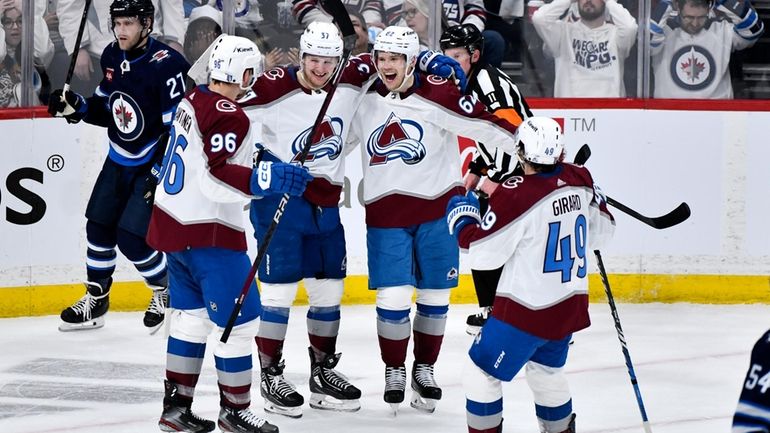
[150,50,171,64]
[426,75,448,86]
[216,99,238,113]
[502,176,524,189]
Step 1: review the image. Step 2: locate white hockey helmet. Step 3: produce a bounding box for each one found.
[373,26,420,69]
[208,34,263,90]
[515,117,565,165]
[300,21,344,59]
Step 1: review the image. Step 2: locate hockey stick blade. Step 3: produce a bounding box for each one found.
[607,197,691,229]
[220,0,356,343]
[569,144,690,230]
[573,143,591,165]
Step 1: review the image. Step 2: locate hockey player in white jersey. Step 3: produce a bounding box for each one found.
[350,26,523,414]
[147,34,311,433]
[237,21,466,418]
[238,21,369,418]
[445,117,615,433]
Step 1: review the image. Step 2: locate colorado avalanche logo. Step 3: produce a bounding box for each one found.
[366,113,426,166]
[109,91,144,141]
[291,116,344,162]
[670,45,716,92]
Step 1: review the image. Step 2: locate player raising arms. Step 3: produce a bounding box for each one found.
[236,21,466,418]
[47,0,189,333]
[446,117,615,433]
[147,34,311,433]
[350,26,523,414]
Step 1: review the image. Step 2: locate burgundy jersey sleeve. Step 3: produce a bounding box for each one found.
[244,66,302,106]
[419,74,519,136]
[341,54,377,86]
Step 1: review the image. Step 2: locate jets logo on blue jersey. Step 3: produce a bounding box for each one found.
[291,116,343,162]
[109,91,145,141]
[366,113,426,166]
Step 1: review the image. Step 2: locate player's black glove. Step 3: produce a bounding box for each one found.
[48,89,87,124]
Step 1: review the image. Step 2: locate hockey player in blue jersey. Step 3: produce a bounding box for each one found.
[47,0,190,333]
[733,329,770,433]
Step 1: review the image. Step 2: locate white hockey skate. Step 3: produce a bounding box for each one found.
[410,362,442,414]
[308,348,361,412]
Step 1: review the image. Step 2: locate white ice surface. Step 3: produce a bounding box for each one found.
[0,303,765,433]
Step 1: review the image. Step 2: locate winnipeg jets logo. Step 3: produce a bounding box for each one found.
[149,50,170,63]
[366,112,426,166]
[670,45,716,91]
[109,91,144,141]
[291,116,343,162]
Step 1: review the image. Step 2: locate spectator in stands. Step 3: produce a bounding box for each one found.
[484,0,525,63]
[293,0,385,28]
[386,0,506,67]
[348,7,373,55]
[43,0,73,90]
[399,0,432,48]
[183,4,221,64]
[532,0,638,97]
[0,0,52,106]
[650,0,764,98]
[208,0,302,63]
[56,0,185,95]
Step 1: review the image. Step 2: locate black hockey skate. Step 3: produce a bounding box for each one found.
[466,306,492,335]
[144,285,168,334]
[158,380,215,433]
[218,406,279,433]
[308,347,361,412]
[59,279,111,332]
[383,365,406,415]
[260,360,304,418]
[410,362,442,413]
[540,413,576,433]
[556,414,576,433]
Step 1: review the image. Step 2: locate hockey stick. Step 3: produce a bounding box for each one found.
[220,0,356,343]
[63,0,92,92]
[606,197,690,230]
[594,250,654,433]
[571,144,691,229]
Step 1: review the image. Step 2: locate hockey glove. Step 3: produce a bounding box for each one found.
[593,183,607,206]
[48,89,87,124]
[251,161,313,197]
[446,191,482,237]
[417,50,468,93]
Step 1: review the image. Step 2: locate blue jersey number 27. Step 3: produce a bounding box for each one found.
[543,215,587,283]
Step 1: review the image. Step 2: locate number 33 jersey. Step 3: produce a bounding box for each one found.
[457,163,615,340]
[147,86,255,253]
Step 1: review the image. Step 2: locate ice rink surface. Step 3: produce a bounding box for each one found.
[0,303,766,433]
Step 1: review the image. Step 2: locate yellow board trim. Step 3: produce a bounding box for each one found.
[1,273,768,318]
